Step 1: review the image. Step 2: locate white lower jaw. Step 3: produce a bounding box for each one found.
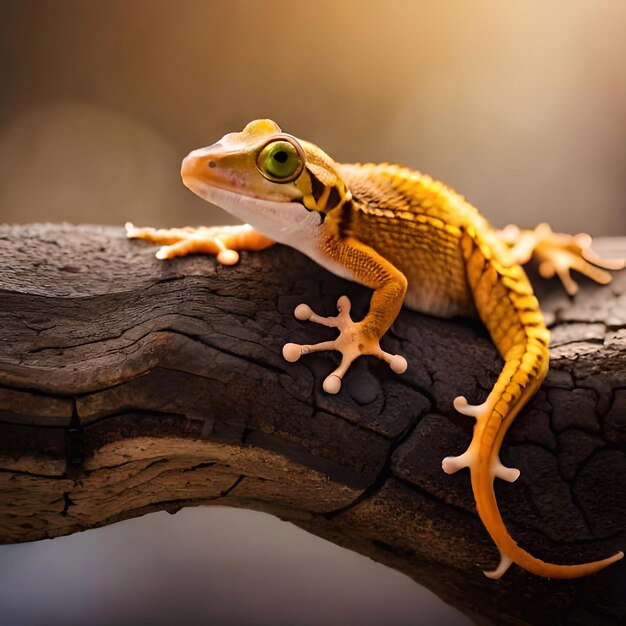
[184,180,354,282]
[185,180,322,246]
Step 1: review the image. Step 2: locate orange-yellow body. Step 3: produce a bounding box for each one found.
[127,119,624,579]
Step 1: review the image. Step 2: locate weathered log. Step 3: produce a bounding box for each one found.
[0,223,624,625]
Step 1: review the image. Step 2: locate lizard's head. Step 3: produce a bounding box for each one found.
[181,120,350,237]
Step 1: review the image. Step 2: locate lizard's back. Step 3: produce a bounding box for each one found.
[338,162,494,318]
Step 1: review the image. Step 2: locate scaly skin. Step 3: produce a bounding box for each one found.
[127,119,624,579]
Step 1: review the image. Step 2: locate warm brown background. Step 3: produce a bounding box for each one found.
[2,0,625,234]
[1,1,625,624]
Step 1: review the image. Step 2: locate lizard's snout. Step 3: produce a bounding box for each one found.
[180,146,234,193]
[180,151,207,186]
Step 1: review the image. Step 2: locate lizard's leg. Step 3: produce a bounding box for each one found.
[442,231,623,579]
[498,222,624,295]
[125,222,274,264]
[282,236,408,394]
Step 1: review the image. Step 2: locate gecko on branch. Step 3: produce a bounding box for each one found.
[127,119,624,580]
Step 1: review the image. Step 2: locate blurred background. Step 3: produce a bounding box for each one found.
[1,0,625,624]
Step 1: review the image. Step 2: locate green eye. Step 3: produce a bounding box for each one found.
[257,139,303,182]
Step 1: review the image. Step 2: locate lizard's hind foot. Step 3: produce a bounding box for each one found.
[283,296,407,394]
[442,394,520,482]
[500,223,625,295]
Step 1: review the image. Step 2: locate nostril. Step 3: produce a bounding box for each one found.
[208,160,217,168]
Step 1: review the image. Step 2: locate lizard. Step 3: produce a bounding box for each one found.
[126,119,624,580]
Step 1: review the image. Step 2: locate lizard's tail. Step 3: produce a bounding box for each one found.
[449,229,623,577]
[443,344,624,578]
[471,454,624,578]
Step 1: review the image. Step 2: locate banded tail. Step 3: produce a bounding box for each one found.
[442,230,624,578]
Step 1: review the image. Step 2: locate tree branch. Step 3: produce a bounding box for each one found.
[0,224,624,625]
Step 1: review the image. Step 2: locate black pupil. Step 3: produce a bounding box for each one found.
[273,150,288,163]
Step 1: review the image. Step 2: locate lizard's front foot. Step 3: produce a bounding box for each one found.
[125,222,273,264]
[501,223,624,295]
[282,296,408,394]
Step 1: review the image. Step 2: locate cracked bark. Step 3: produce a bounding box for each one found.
[0,223,624,625]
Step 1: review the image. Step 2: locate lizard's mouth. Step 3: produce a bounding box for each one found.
[179,175,323,249]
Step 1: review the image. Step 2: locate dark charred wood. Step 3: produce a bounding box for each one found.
[0,224,624,625]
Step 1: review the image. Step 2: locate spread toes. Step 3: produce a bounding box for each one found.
[283,296,407,394]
